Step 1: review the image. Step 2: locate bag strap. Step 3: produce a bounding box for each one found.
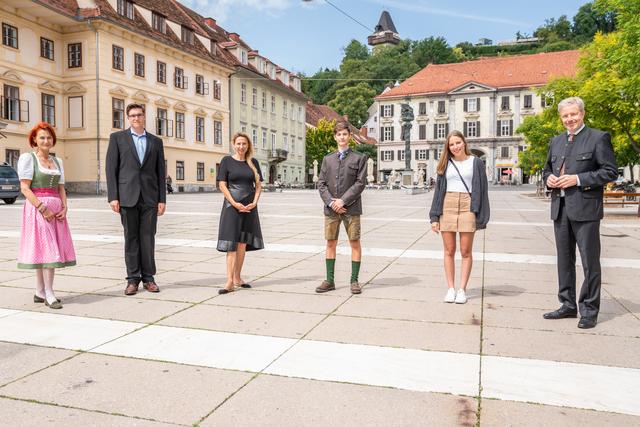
[448,158,472,195]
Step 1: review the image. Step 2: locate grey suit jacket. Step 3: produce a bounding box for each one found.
[317,149,368,216]
[542,127,617,222]
[105,128,166,207]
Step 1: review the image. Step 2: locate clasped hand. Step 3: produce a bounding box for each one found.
[331,198,346,214]
[547,174,577,189]
[234,201,256,213]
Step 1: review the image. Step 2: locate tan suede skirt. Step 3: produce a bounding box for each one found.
[440,192,476,233]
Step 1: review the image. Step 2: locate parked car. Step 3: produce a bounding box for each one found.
[0,162,20,204]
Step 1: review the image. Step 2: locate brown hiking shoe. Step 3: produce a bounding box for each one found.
[350,281,362,294]
[315,280,335,293]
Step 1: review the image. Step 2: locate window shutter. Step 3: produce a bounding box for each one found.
[415,150,419,160]
[433,124,438,139]
[397,149,401,160]
[380,105,384,117]
[477,121,481,137]
[390,150,394,161]
[509,119,514,136]
[476,98,481,111]
[390,126,394,140]
[463,122,468,136]
[390,105,394,116]
[380,127,384,141]
[497,120,501,137]
[445,123,449,135]
[463,99,468,112]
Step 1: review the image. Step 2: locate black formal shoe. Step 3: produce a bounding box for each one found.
[218,288,234,295]
[235,283,251,289]
[578,317,597,329]
[543,306,578,319]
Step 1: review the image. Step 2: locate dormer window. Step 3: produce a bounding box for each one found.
[152,12,166,34]
[181,26,194,45]
[282,73,289,86]
[240,50,247,65]
[117,0,134,20]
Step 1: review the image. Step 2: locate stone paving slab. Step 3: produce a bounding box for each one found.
[0,343,77,386]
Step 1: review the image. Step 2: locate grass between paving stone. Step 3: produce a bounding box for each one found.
[476,230,487,427]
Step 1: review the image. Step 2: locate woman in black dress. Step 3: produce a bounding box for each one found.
[217,132,264,294]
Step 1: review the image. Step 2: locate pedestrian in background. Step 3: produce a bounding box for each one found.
[429,130,490,304]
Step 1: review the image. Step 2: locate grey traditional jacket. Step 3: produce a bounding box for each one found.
[318,149,368,216]
[429,156,490,229]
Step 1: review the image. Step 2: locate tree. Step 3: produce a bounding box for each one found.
[328,82,377,128]
[534,15,573,42]
[411,37,457,68]
[305,118,338,180]
[302,68,341,105]
[572,2,616,44]
[343,40,369,61]
[353,143,376,166]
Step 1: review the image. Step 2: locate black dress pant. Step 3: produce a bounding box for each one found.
[553,199,602,319]
[120,199,157,283]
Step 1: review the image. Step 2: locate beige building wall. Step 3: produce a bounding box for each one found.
[1,3,234,193]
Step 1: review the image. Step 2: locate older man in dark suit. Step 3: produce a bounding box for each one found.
[316,121,368,294]
[106,103,166,295]
[542,96,617,329]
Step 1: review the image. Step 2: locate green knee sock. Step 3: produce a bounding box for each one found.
[326,258,336,284]
[351,261,361,283]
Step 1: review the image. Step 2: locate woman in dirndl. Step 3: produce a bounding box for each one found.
[17,122,76,309]
[429,130,489,304]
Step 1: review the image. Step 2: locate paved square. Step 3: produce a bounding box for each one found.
[0,188,639,426]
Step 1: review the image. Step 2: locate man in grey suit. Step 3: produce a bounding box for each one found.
[542,97,617,329]
[317,121,368,294]
[106,104,166,295]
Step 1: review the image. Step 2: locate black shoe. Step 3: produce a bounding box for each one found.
[218,288,234,295]
[578,317,597,329]
[543,306,578,319]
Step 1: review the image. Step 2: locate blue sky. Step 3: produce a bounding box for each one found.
[182,0,589,75]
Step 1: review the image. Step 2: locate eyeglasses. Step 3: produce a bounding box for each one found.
[128,114,144,118]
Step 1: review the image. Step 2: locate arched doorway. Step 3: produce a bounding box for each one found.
[471,149,486,162]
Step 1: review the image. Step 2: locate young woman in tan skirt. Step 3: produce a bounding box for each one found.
[429,130,490,304]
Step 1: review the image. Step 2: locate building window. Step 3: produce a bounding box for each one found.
[498,119,513,136]
[419,124,426,140]
[2,85,21,121]
[291,139,295,154]
[283,100,288,118]
[240,123,247,134]
[417,149,428,161]
[196,117,205,142]
[252,128,258,146]
[134,53,145,77]
[382,126,393,142]
[261,91,267,110]
[68,43,82,68]
[112,45,124,71]
[241,50,247,64]
[381,104,393,117]
[156,108,172,137]
[261,130,267,149]
[152,12,166,33]
[174,67,187,89]
[112,98,124,129]
[175,112,185,139]
[298,106,303,122]
[195,74,208,95]
[214,121,222,145]
[197,162,205,181]
[524,94,533,109]
[213,80,222,100]
[500,146,511,158]
[252,87,258,108]
[271,95,276,113]
[181,26,194,44]
[68,96,83,128]
[41,94,55,125]
[40,37,54,60]
[283,134,289,151]
[464,121,479,138]
[398,150,405,161]
[382,150,393,161]
[157,61,166,83]
[419,102,426,115]
[176,161,184,180]
[2,23,18,49]
[435,123,448,139]
[240,83,247,104]
[437,100,446,114]
[465,98,478,112]
[501,96,510,111]
[117,0,134,19]
[271,132,276,150]
[5,149,20,168]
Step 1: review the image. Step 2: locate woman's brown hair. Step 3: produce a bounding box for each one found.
[232,132,260,183]
[436,130,471,175]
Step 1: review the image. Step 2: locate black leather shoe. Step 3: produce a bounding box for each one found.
[543,306,578,319]
[578,317,597,329]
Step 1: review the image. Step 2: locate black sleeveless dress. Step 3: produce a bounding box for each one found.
[216,156,264,252]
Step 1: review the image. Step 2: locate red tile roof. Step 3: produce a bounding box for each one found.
[377,50,580,99]
[306,102,376,145]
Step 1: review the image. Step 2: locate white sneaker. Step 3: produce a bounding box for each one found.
[444,288,456,303]
[454,289,467,304]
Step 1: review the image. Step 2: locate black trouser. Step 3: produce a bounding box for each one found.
[120,200,158,284]
[553,199,602,319]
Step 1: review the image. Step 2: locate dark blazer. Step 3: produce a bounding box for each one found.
[429,156,490,229]
[542,127,617,222]
[106,128,166,207]
[318,149,368,216]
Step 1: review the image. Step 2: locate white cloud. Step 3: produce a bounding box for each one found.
[181,0,294,23]
[368,0,531,27]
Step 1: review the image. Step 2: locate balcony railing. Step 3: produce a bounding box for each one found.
[268,148,288,163]
[1,96,29,122]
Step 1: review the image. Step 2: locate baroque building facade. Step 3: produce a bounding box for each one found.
[366,50,580,184]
